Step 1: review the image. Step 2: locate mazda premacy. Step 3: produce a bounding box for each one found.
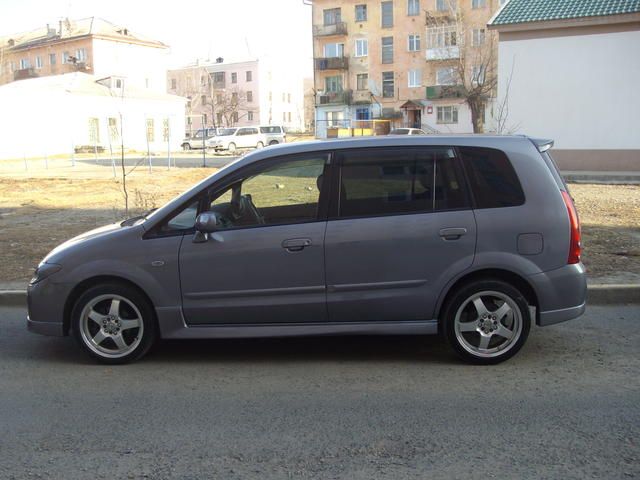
[27,136,586,364]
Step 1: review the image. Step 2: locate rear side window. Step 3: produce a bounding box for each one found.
[337,148,470,218]
[459,147,525,208]
[260,126,282,134]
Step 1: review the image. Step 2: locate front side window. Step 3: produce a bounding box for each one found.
[459,147,525,208]
[381,1,394,27]
[355,4,368,21]
[337,148,469,218]
[207,156,328,229]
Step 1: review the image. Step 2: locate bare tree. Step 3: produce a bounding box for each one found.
[426,1,498,133]
[209,87,249,127]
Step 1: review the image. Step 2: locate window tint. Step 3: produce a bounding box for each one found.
[459,147,525,208]
[337,148,469,218]
[206,156,327,229]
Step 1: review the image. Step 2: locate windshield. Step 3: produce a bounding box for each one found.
[219,128,237,136]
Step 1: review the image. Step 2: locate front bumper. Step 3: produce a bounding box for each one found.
[26,278,71,337]
[27,315,65,336]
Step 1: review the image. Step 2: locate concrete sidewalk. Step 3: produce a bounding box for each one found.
[562,170,640,184]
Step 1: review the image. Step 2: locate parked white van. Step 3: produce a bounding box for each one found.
[207,126,286,152]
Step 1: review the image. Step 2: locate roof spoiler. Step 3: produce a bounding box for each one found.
[529,137,554,152]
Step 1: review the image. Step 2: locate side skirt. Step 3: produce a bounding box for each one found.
[156,307,438,340]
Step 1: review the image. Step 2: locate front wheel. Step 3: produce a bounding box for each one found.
[442,279,531,364]
[182,143,191,151]
[256,141,264,149]
[71,283,158,364]
[227,142,237,153]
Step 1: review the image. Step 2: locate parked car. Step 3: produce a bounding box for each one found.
[389,128,427,135]
[181,128,218,150]
[27,136,586,364]
[207,126,286,152]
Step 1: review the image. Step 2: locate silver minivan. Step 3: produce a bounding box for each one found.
[27,136,586,364]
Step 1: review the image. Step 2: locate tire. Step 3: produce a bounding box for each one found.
[182,143,191,151]
[228,142,237,153]
[268,140,279,146]
[442,279,531,365]
[256,141,264,149]
[71,282,158,364]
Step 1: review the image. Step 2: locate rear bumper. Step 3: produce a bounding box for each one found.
[529,262,587,326]
[27,315,65,336]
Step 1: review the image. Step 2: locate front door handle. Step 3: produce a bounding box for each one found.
[282,238,312,252]
[439,227,467,241]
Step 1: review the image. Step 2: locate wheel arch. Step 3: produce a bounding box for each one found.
[435,268,539,324]
[63,275,157,335]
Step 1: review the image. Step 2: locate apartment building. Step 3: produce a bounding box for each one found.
[168,57,305,133]
[0,17,169,91]
[312,0,502,137]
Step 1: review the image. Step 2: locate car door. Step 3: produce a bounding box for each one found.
[178,152,331,325]
[324,146,476,323]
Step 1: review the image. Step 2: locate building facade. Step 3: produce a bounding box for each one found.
[312,0,502,138]
[167,57,306,134]
[489,0,640,171]
[0,17,169,92]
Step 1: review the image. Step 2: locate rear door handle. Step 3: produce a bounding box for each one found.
[282,238,312,252]
[439,227,467,241]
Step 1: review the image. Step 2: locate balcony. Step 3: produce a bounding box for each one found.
[316,90,351,106]
[352,89,372,104]
[426,45,460,61]
[426,84,465,100]
[313,22,347,37]
[13,68,39,81]
[314,56,349,71]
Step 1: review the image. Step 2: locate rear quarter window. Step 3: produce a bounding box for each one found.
[459,147,525,208]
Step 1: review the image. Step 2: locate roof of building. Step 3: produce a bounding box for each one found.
[0,17,168,51]
[0,72,185,102]
[490,0,640,26]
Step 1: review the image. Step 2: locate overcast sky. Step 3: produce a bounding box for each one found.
[0,0,313,73]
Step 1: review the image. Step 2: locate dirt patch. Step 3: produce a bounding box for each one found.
[0,168,638,285]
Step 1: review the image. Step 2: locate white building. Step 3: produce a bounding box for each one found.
[489,0,640,171]
[0,72,186,160]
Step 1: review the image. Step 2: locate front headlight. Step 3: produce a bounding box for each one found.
[30,263,62,285]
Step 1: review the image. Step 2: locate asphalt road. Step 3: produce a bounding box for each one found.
[78,155,239,169]
[1,305,638,479]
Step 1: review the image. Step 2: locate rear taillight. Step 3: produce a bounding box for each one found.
[561,190,581,264]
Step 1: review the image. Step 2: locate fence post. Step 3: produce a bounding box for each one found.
[167,124,171,170]
[44,152,48,170]
[23,153,27,171]
[71,142,75,167]
[146,118,152,173]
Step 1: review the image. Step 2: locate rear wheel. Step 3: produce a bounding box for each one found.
[182,143,191,151]
[256,141,264,149]
[228,142,237,153]
[71,283,158,364]
[442,279,530,364]
[268,140,279,146]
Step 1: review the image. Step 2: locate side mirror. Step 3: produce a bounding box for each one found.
[195,211,220,233]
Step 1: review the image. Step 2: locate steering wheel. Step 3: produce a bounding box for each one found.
[243,194,265,225]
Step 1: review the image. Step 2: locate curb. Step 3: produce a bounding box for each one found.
[1,285,639,307]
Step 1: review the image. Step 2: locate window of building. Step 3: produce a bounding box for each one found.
[381,36,394,64]
[216,93,223,103]
[203,114,208,126]
[355,38,368,57]
[436,67,457,85]
[323,8,342,25]
[19,58,30,69]
[248,111,254,121]
[472,28,486,46]
[324,43,344,58]
[436,0,456,10]
[356,73,368,90]
[88,118,100,143]
[231,72,237,83]
[472,0,486,8]
[233,112,239,123]
[75,48,87,62]
[355,107,370,120]
[246,71,252,81]
[213,72,225,83]
[146,118,155,142]
[232,92,238,103]
[288,112,292,122]
[355,4,367,21]
[288,93,291,103]
[247,91,253,102]
[35,56,43,69]
[108,117,119,142]
[427,25,458,48]
[282,112,287,122]
[115,79,123,88]
[408,69,421,87]
[326,110,344,127]
[459,147,525,208]
[408,34,420,51]
[282,92,286,102]
[171,78,177,89]
[436,105,458,124]
[382,71,394,98]
[269,91,272,101]
[201,95,207,105]
[325,75,343,92]
[381,1,394,27]
[49,53,56,65]
[62,52,70,64]
[472,65,485,85]
[337,148,469,218]
[408,0,420,15]
[162,118,170,142]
